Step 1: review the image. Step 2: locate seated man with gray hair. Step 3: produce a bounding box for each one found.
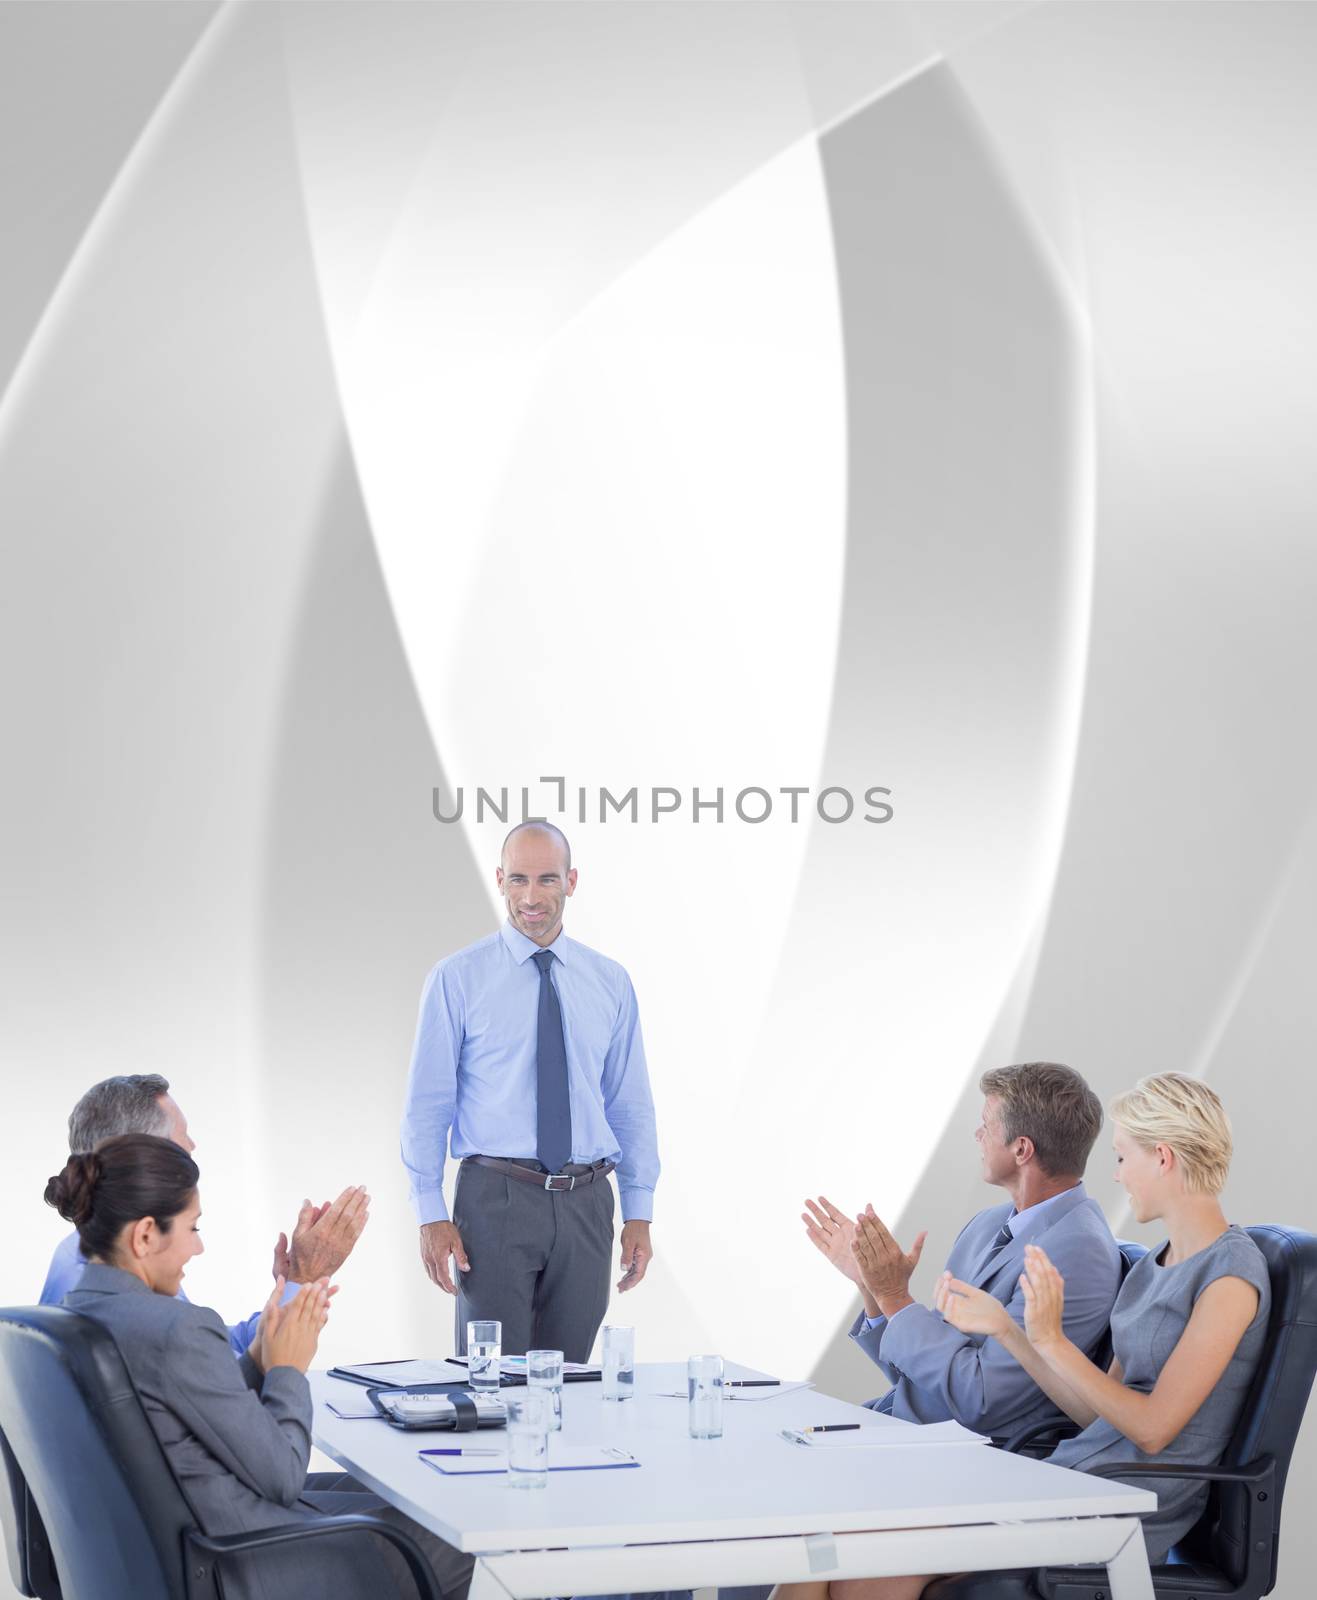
[40,1073,369,1359]
[805,1060,1121,1444]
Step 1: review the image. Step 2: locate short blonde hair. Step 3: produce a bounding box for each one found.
[1109,1074,1233,1195]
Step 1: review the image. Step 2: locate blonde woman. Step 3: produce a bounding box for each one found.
[773,1074,1271,1600]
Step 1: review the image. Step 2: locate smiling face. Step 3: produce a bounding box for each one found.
[496,828,577,947]
[1111,1124,1167,1224]
[124,1189,205,1296]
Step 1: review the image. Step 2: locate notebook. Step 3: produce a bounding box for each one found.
[328,1360,466,1389]
[420,1443,638,1476]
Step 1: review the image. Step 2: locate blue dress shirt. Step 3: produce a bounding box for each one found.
[401,921,660,1225]
[40,1230,287,1359]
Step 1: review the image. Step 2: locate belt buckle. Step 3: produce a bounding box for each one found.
[544,1173,576,1191]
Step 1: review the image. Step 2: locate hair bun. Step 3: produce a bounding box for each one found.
[44,1151,102,1226]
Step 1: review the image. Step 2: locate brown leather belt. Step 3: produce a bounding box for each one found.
[463,1155,616,1192]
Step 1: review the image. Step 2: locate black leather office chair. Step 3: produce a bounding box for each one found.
[0,1305,444,1600]
[1,1423,58,1599]
[926,1225,1317,1600]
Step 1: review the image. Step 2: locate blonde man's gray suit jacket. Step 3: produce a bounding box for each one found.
[64,1264,470,1600]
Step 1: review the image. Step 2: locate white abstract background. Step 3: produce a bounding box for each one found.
[1,2,1314,1593]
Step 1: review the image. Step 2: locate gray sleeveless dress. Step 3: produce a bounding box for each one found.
[1048,1224,1271,1562]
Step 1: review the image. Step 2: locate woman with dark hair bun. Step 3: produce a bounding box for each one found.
[46,1135,201,1288]
[49,1135,472,1600]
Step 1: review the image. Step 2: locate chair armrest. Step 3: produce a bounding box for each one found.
[184,1513,443,1600]
[999,1418,1080,1456]
[1087,1454,1274,1487]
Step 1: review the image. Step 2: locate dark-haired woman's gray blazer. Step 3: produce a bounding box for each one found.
[64,1264,471,1600]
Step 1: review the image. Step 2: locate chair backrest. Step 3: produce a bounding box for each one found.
[0,1424,34,1596]
[0,1306,203,1600]
[1086,1240,1148,1376]
[1184,1226,1317,1591]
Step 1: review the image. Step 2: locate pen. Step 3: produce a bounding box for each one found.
[802,1424,860,1433]
[425,1447,504,1456]
[725,1380,780,1387]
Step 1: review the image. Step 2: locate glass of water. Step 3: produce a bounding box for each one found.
[688,1354,723,1439]
[467,1319,501,1393]
[601,1324,634,1402]
[526,1348,564,1431]
[505,1390,550,1489]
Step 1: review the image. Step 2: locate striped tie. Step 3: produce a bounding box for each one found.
[981,1218,1015,1269]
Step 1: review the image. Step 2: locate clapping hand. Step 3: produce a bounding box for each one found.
[851,1207,927,1310]
[1020,1244,1066,1347]
[263,1280,333,1374]
[273,1202,328,1281]
[934,1271,1012,1338]
[801,1196,862,1287]
[281,1187,370,1283]
[251,1275,336,1373]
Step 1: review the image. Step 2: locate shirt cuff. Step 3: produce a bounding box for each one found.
[413,1188,450,1225]
[618,1185,653,1223]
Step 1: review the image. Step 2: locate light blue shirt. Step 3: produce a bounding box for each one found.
[40,1230,290,1359]
[866,1184,1084,1330]
[401,921,660,1224]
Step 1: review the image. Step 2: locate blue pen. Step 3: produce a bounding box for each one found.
[423,1447,503,1456]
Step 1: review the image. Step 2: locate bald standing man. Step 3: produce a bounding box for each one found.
[400,824,660,1360]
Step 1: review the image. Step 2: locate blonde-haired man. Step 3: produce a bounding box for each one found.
[805,1061,1120,1444]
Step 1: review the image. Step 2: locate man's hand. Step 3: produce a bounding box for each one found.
[617,1220,653,1292]
[851,1206,927,1318]
[420,1220,469,1294]
[285,1187,370,1283]
[802,1196,862,1286]
[273,1202,329,1281]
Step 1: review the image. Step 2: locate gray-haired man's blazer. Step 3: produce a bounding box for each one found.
[849,1184,1120,1443]
[64,1264,471,1600]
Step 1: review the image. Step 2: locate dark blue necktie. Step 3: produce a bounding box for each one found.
[981,1217,1015,1270]
[532,949,572,1174]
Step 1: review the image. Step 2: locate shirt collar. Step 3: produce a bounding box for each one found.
[1004,1182,1086,1242]
[499,919,570,966]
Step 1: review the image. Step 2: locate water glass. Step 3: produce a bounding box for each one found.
[601,1324,634,1402]
[688,1354,723,1439]
[527,1348,564,1431]
[505,1390,549,1489]
[467,1319,501,1393]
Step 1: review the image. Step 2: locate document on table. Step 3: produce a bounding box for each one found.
[447,1355,602,1378]
[780,1420,990,1448]
[420,1444,639,1476]
[652,1380,814,1402]
[328,1360,460,1388]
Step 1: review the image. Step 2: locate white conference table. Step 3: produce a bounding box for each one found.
[309,1362,1157,1600]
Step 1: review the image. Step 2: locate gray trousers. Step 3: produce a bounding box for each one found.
[452,1158,615,1361]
